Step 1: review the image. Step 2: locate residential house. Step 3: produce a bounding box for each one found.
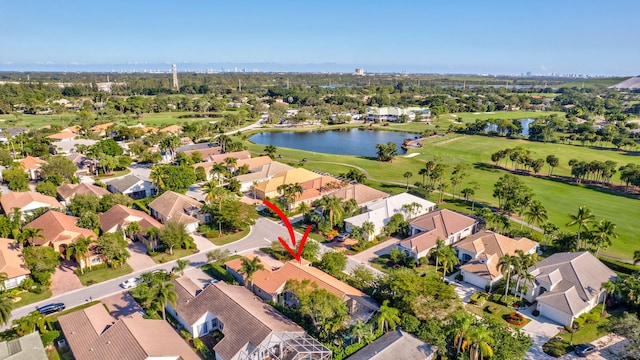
[0,332,47,360]
[65,152,97,177]
[47,131,77,142]
[518,251,616,326]
[235,155,273,171]
[168,277,331,360]
[0,192,63,218]
[396,209,477,259]
[226,259,379,322]
[99,204,162,248]
[158,124,183,134]
[23,210,100,267]
[58,303,199,360]
[53,139,98,155]
[148,191,205,233]
[181,146,224,162]
[57,183,110,204]
[89,122,114,136]
[18,156,45,180]
[253,168,322,200]
[327,183,389,207]
[344,193,436,241]
[365,107,417,122]
[454,230,538,290]
[349,329,435,360]
[0,238,30,289]
[235,162,293,192]
[1,127,28,138]
[105,175,154,199]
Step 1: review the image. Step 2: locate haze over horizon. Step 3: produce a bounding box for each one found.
[1,0,638,76]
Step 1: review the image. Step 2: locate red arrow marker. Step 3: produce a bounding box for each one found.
[263,200,312,262]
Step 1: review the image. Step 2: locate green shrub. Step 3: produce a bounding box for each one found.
[491,293,503,303]
[585,311,600,324]
[486,305,501,314]
[20,277,34,290]
[503,295,519,306]
[543,338,571,357]
[573,316,585,329]
[180,329,192,340]
[40,330,60,346]
[31,285,45,294]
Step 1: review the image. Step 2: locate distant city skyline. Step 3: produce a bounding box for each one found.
[1,0,638,76]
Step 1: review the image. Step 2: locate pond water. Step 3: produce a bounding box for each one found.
[249,128,418,157]
[485,118,535,136]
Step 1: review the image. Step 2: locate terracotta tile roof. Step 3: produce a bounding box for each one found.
[148,191,202,221]
[99,205,163,233]
[18,156,45,170]
[254,168,321,193]
[90,122,114,132]
[0,238,30,279]
[158,125,183,133]
[0,192,63,215]
[236,155,272,171]
[24,210,96,246]
[138,126,158,133]
[234,162,294,184]
[57,183,110,202]
[182,146,223,159]
[58,303,198,360]
[455,230,538,259]
[172,278,302,360]
[209,150,251,163]
[235,259,378,310]
[328,183,388,206]
[528,252,616,316]
[47,131,77,140]
[398,209,477,254]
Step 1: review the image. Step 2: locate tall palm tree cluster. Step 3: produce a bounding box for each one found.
[134,271,177,321]
[497,250,539,300]
[429,239,460,280]
[566,206,618,254]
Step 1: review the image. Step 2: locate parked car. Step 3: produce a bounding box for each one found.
[333,233,349,242]
[575,343,597,357]
[120,277,140,289]
[36,303,65,315]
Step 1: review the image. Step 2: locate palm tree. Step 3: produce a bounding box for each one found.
[513,250,538,295]
[239,257,265,288]
[601,280,617,316]
[453,312,474,356]
[361,221,375,241]
[210,163,229,186]
[374,300,401,333]
[498,254,518,297]
[462,327,494,360]
[524,200,548,228]
[201,180,219,204]
[0,294,13,327]
[403,171,413,190]
[66,237,90,274]
[349,320,373,344]
[125,222,142,240]
[147,281,178,320]
[172,259,190,276]
[518,272,535,301]
[566,206,595,251]
[264,144,277,159]
[589,219,618,256]
[320,196,344,228]
[428,238,447,276]
[145,227,160,252]
[224,156,238,172]
[150,166,167,192]
[0,272,8,292]
[17,227,44,248]
[296,201,310,215]
[277,183,304,211]
[440,246,459,280]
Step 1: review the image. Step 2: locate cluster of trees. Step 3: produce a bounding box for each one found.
[375,142,398,162]
[568,159,618,185]
[490,146,547,174]
[303,196,361,235]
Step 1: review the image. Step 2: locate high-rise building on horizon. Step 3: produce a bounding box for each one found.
[172,64,179,91]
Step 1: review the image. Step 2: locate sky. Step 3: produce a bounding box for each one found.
[1,0,639,75]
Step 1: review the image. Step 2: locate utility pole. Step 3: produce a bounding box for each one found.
[172,64,179,91]
[238,79,242,92]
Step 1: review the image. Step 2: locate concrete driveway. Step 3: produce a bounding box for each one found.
[191,233,216,253]
[126,241,156,271]
[351,237,401,264]
[520,305,563,360]
[50,260,84,296]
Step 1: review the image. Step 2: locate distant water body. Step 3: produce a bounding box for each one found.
[249,129,417,157]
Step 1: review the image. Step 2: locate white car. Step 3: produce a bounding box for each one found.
[121,277,140,289]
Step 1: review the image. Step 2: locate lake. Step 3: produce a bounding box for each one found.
[486,118,535,136]
[249,128,418,157]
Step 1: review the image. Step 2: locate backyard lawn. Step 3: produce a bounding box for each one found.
[208,228,250,246]
[12,289,53,309]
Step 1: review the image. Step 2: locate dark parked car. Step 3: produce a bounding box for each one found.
[36,303,66,315]
[575,343,596,357]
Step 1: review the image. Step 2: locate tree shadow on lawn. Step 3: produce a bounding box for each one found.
[473,162,501,173]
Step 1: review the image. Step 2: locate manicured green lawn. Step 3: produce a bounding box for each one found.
[208,228,250,246]
[12,290,53,309]
[94,168,130,179]
[76,264,133,286]
[151,248,199,263]
[136,111,222,126]
[465,301,531,330]
[4,113,77,129]
[437,110,565,124]
[245,133,640,259]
